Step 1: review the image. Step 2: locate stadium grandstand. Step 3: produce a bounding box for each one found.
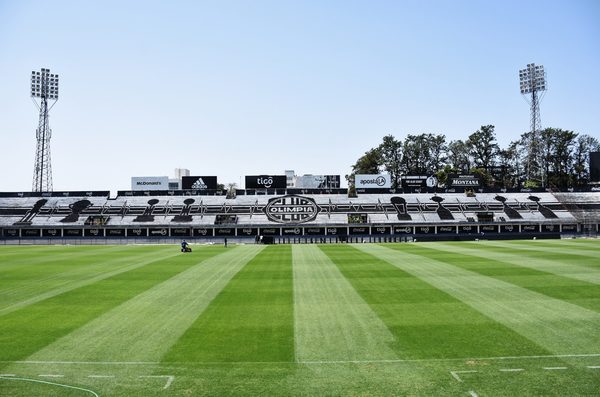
[1,188,598,244]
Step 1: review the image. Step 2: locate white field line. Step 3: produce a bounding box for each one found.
[450,370,478,382]
[2,353,599,366]
[88,375,115,378]
[38,374,64,377]
[587,366,600,369]
[499,368,524,372]
[0,374,15,376]
[543,367,567,370]
[469,391,479,397]
[0,376,99,397]
[139,375,174,389]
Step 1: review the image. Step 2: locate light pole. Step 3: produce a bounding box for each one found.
[31,68,59,192]
[519,63,547,186]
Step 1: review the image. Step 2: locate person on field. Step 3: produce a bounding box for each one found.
[181,240,189,252]
[224,237,228,248]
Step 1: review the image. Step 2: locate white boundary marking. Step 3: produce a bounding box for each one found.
[1,352,598,366]
[39,374,64,377]
[587,366,600,369]
[469,391,479,397]
[0,374,15,377]
[139,375,174,389]
[0,376,100,397]
[543,367,567,370]
[88,375,115,378]
[450,370,478,382]
[499,368,524,372]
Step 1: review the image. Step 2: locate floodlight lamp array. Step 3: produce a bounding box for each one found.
[519,63,546,94]
[31,68,59,99]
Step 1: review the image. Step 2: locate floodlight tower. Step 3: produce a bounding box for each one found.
[30,68,59,192]
[519,63,547,184]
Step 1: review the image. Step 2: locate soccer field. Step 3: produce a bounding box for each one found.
[1,240,599,396]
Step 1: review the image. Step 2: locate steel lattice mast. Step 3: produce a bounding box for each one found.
[519,63,547,184]
[31,68,59,192]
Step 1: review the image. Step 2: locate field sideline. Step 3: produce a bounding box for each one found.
[0,240,599,396]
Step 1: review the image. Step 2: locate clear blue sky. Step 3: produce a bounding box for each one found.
[1,0,599,193]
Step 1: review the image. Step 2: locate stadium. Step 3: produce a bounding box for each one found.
[2,3,600,397]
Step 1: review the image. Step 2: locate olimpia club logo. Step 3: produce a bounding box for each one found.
[264,195,319,223]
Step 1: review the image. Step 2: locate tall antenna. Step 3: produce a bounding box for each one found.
[31,68,59,192]
[519,63,547,185]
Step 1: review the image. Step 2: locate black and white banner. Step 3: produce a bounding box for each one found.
[448,174,481,188]
[182,176,218,190]
[245,175,287,189]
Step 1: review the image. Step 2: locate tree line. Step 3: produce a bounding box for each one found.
[348,126,599,191]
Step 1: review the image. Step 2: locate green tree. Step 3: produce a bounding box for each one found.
[378,135,403,189]
[467,125,498,170]
[346,148,382,195]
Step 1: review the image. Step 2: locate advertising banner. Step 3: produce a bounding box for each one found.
[542,224,558,232]
[349,226,369,235]
[458,225,476,234]
[436,225,456,234]
[521,224,539,233]
[393,226,413,234]
[326,227,347,236]
[415,226,434,234]
[355,174,391,189]
[304,227,325,235]
[448,174,481,188]
[294,175,341,189]
[131,176,169,191]
[215,228,235,236]
[371,226,391,235]
[106,229,126,237]
[84,228,104,237]
[193,228,214,237]
[127,228,148,237]
[22,229,41,237]
[282,227,303,236]
[245,175,287,189]
[182,176,218,190]
[259,227,280,236]
[64,229,83,237]
[401,175,438,189]
[237,227,258,236]
[42,229,61,237]
[171,228,191,237]
[480,225,498,233]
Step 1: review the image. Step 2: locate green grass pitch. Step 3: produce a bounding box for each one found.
[0,240,599,396]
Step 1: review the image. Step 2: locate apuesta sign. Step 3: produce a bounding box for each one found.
[355,174,391,189]
[264,195,320,223]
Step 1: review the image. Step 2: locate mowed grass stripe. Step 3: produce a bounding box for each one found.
[478,239,600,263]
[163,245,294,363]
[25,245,264,362]
[416,242,600,313]
[0,247,179,316]
[360,243,600,355]
[0,246,221,364]
[429,241,600,285]
[320,245,549,359]
[293,245,397,361]
[0,245,134,273]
